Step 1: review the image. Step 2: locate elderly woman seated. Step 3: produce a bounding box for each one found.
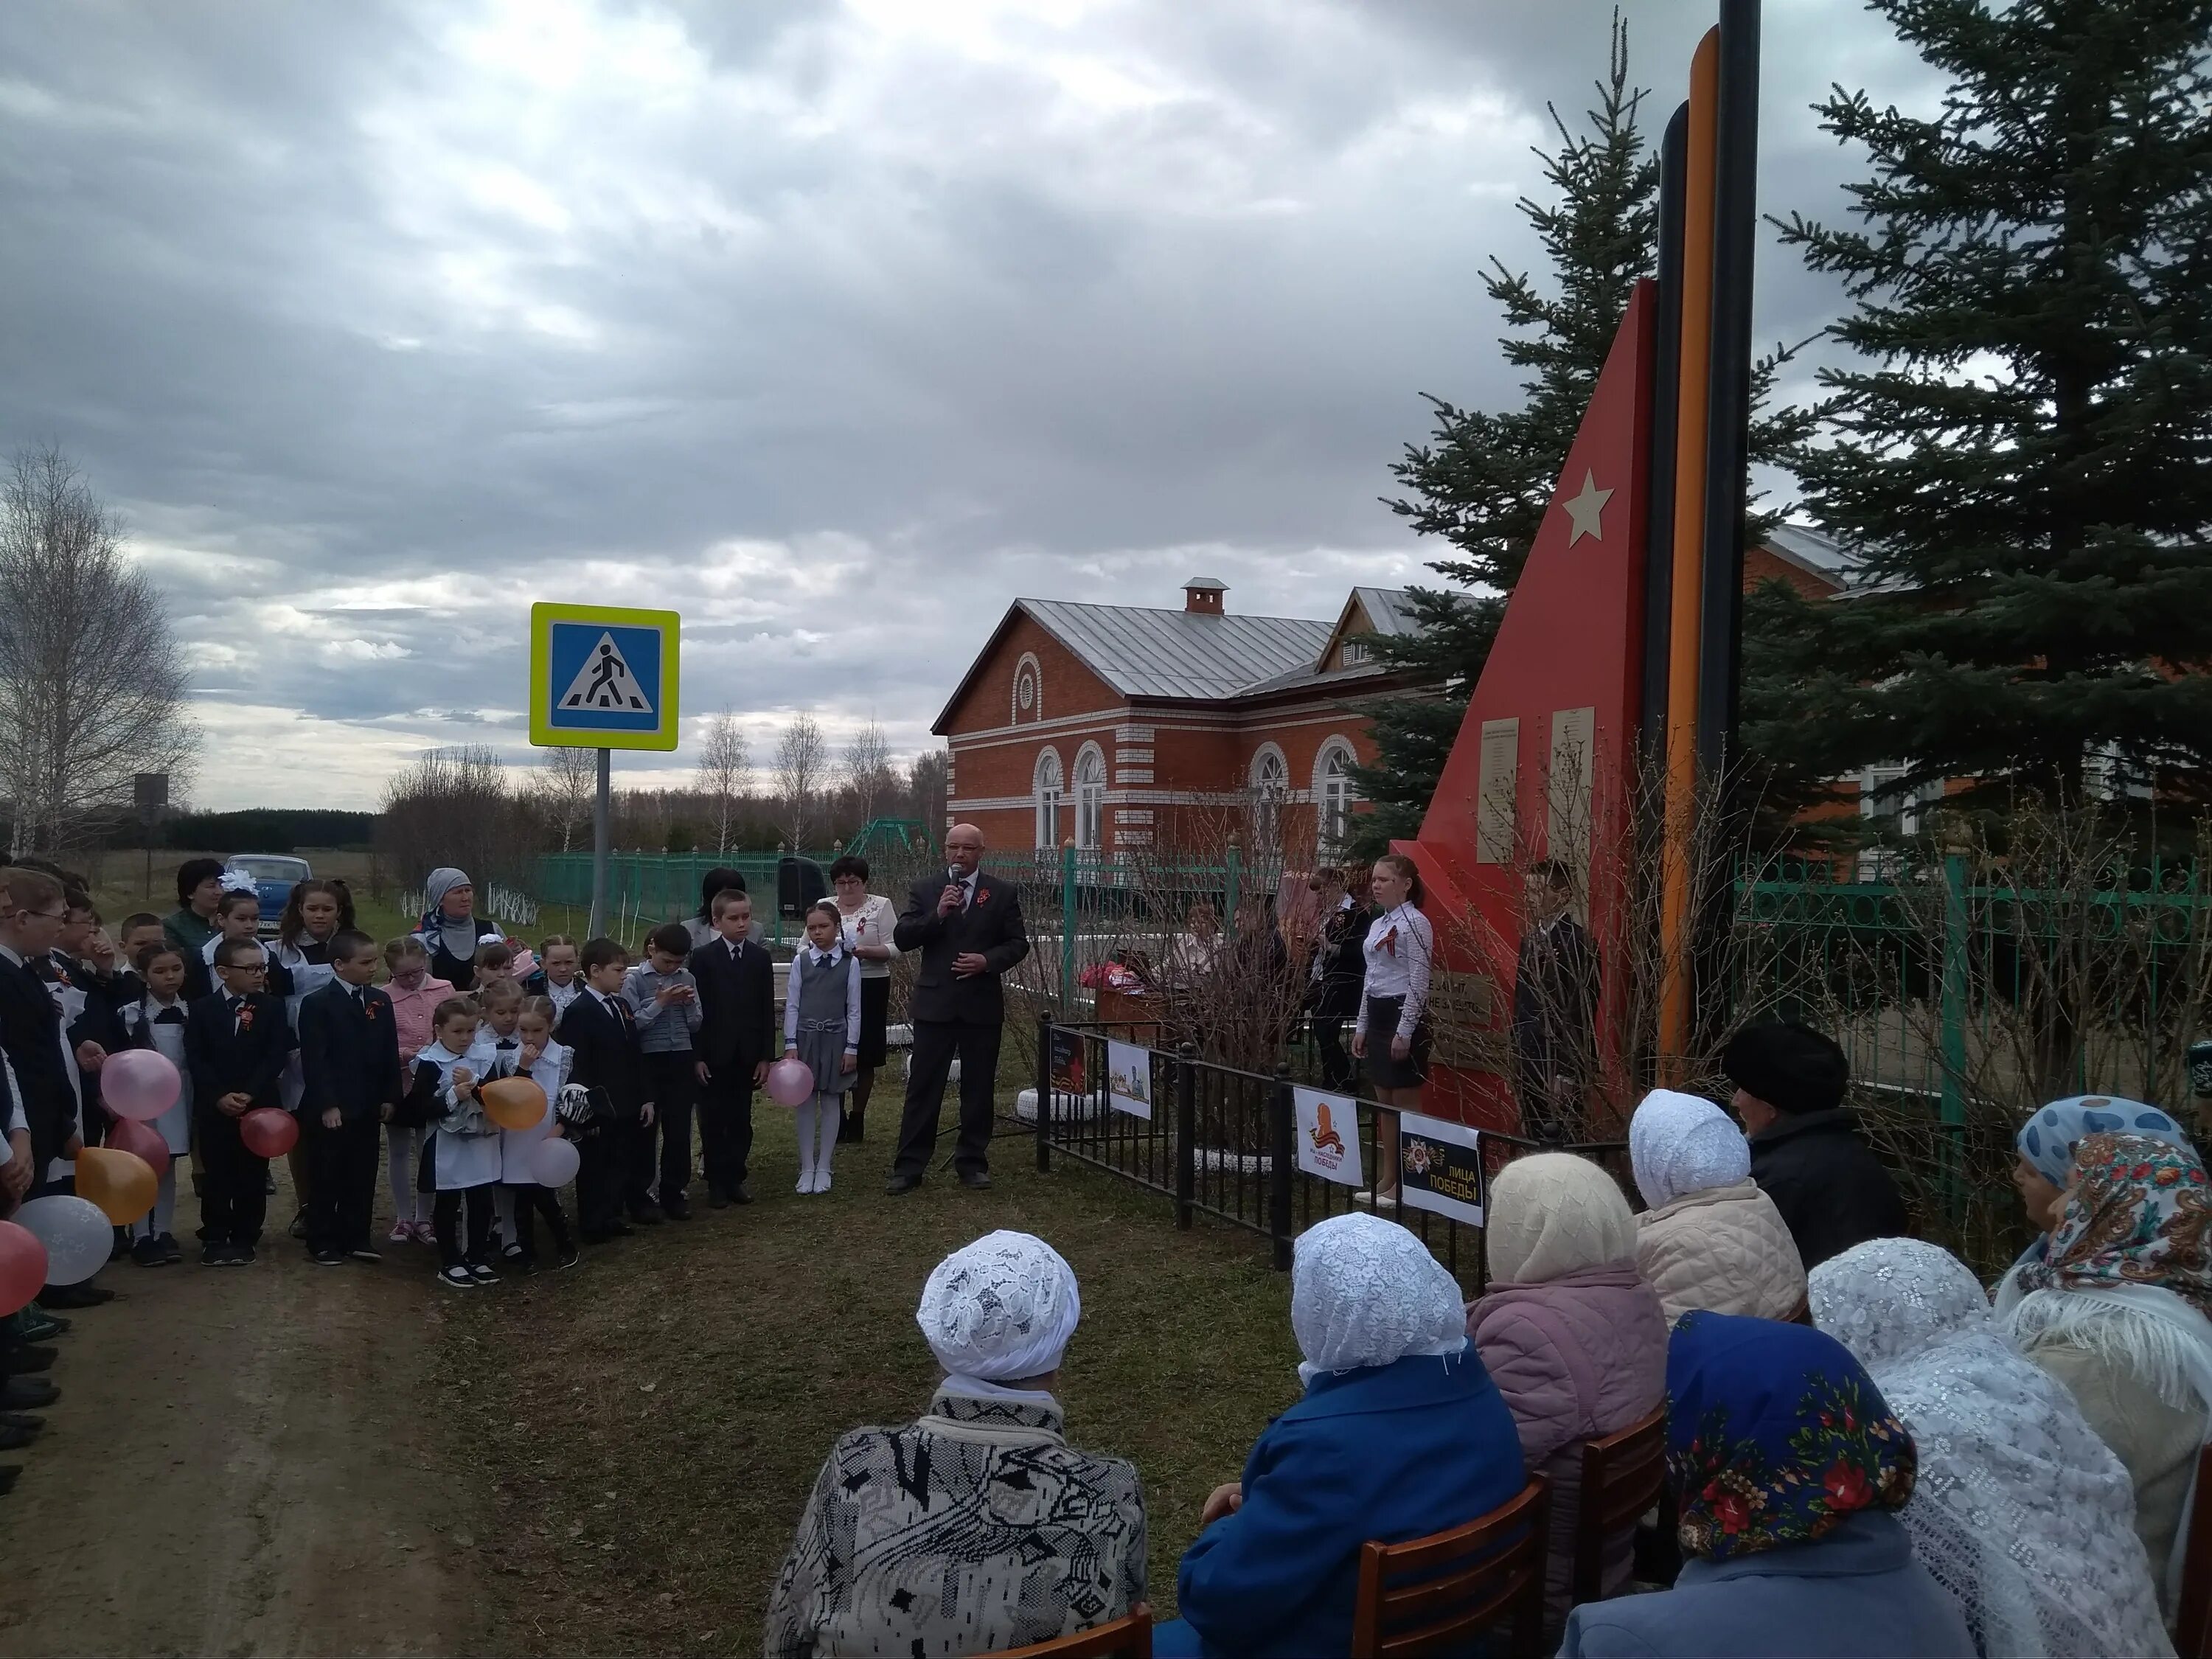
[762,1231,1147,1658]
[1154,1213,1527,1658]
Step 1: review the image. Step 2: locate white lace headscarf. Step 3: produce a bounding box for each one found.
[915,1231,1081,1386]
[1291,1213,1467,1387]
[1809,1237,2172,1659]
[1629,1088,1749,1210]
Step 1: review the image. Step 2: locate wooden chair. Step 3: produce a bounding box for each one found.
[1349,1473,1551,1659]
[1573,1405,1671,1608]
[999,1606,1152,1659]
[2176,1444,2212,1659]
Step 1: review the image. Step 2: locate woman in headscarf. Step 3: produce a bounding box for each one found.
[413,869,504,990]
[1810,1237,2171,1658]
[1999,1130,2212,1620]
[1559,1313,1969,1658]
[684,866,762,951]
[762,1231,1146,1659]
[1996,1095,2195,1309]
[1466,1153,1666,1636]
[1153,1213,1526,1659]
[1630,1088,1808,1323]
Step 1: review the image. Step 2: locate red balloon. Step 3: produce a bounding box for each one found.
[0,1220,49,1318]
[105,1117,172,1179]
[240,1107,299,1159]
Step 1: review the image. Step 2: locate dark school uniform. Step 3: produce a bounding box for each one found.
[0,950,77,1190]
[184,989,292,1247]
[554,987,647,1241]
[689,935,776,1200]
[296,978,403,1256]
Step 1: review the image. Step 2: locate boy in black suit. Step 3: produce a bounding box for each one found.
[689,890,774,1207]
[554,938,650,1244]
[184,937,293,1265]
[296,929,403,1265]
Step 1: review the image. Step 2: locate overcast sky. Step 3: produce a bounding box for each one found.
[0,0,1930,810]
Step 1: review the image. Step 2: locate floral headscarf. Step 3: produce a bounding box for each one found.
[2017,1130,2212,1315]
[1666,1311,1916,1562]
[2015,1095,2191,1187]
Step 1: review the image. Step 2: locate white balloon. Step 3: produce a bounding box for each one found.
[15,1194,112,1285]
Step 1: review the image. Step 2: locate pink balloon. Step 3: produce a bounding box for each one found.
[0,1220,48,1317]
[240,1107,299,1159]
[105,1118,172,1179]
[100,1048,181,1121]
[528,1135,580,1188]
[765,1057,815,1107]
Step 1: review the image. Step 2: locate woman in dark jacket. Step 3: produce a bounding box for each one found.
[1559,1313,1971,1658]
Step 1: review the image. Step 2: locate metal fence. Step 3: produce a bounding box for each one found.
[1024,1016,1630,1292]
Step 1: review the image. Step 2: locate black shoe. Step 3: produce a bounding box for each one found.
[287,1206,305,1238]
[731,1179,752,1205]
[0,1413,46,1433]
[610,1221,636,1237]
[108,1231,133,1263]
[555,1244,580,1270]
[1,1377,58,1410]
[508,1256,537,1276]
[312,1251,346,1266]
[958,1169,992,1190]
[885,1174,922,1195]
[627,1205,663,1226]
[7,1346,55,1373]
[0,1466,18,1495]
[201,1243,229,1267]
[40,1283,114,1308]
[130,1236,167,1268]
[706,1188,730,1210]
[0,1425,35,1451]
[349,1247,383,1264]
[159,1234,183,1265]
[661,1197,691,1221]
[232,1245,257,1266]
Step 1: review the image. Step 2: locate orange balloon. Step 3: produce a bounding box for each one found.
[74,1145,157,1225]
[479,1077,547,1131]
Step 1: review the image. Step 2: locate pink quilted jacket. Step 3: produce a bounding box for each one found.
[1466,1262,1667,1632]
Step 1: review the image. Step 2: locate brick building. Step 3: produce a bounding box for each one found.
[933,578,1436,863]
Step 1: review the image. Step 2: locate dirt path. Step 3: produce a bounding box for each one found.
[0,1172,489,1658]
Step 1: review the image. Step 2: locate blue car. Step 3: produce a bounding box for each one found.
[224,854,311,931]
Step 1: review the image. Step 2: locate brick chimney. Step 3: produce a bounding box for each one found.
[1183,576,1227,615]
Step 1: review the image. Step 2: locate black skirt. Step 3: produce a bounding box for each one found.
[858,975,890,1069]
[1362,994,1431,1090]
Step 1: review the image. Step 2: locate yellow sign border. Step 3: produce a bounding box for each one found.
[529,602,682,751]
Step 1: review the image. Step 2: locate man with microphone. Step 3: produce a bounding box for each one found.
[887,824,1029,1194]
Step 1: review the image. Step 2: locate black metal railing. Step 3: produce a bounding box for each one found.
[1023,1016,1631,1293]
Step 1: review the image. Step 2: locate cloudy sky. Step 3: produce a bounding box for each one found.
[0,0,1929,810]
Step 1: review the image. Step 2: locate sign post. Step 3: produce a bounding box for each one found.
[132,772,169,900]
[529,603,681,937]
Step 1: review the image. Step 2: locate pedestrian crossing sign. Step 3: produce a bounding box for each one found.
[529,602,681,751]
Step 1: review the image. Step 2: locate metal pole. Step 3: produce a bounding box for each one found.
[1940,848,1969,1224]
[588,748,611,939]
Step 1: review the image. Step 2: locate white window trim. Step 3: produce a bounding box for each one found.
[1034,745,1064,849]
[1012,652,1043,723]
[1313,735,1360,853]
[1073,742,1107,851]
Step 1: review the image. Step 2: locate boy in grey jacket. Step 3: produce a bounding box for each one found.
[622,922,704,1221]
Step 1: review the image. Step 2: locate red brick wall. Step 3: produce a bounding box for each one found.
[1745,545,1841,599]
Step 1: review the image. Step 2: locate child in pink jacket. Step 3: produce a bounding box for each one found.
[380,936,453,1244]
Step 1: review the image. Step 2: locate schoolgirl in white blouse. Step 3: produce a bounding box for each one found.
[1351,852,1433,1206]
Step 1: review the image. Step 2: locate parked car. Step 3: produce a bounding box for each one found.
[224,854,310,931]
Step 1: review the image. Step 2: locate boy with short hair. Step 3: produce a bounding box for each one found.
[554,939,650,1244]
[184,937,293,1265]
[297,930,402,1265]
[690,890,775,1208]
[622,922,703,1222]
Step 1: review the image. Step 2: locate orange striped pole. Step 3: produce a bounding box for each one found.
[1658,29,1719,1083]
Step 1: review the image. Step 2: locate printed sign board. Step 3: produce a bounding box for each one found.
[1397,1111,1485,1227]
[1105,1039,1153,1120]
[529,603,681,751]
[1293,1086,1363,1188]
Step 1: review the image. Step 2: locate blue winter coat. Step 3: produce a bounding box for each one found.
[1160,1340,1526,1658]
[1557,1510,1973,1658]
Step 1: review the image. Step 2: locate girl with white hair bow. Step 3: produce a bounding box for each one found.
[1628,1088,1807,1324]
[764,1231,1147,1659]
[1155,1214,1528,1659]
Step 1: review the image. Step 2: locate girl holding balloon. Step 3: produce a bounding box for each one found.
[496,997,577,1270]
[116,942,193,1265]
[780,902,861,1197]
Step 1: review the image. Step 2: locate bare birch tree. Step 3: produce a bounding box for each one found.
[0,445,198,854]
[908,748,950,838]
[841,718,894,827]
[531,744,597,853]
[695,709,753,852]
[775,713,828,849]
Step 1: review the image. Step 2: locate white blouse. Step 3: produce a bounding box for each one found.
[1355,904,1434,1039]
[835,894,900,981]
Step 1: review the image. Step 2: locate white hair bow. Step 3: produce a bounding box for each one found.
[218,869,259,895]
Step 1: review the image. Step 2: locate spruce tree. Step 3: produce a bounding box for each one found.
[1350,15,1656,856]
[1760,0,2212,814]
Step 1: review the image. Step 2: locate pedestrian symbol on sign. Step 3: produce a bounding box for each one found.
[560,633,649,712]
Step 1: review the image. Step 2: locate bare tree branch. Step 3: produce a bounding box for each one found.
[695,709,754,853]
[774,714,828,849]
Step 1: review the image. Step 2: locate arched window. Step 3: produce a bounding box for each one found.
[1033,748,1063,849]
[1248,745,1289,863]
[1012,653,1043,725]
[1315,737,1360,853]
[1074,744,1106,851]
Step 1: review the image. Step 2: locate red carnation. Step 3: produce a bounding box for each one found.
[1822,1461,1871,1509]
[1713,1491,1750,1534]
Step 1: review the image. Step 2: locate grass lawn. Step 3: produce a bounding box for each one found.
[433,1099,1305,1655]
